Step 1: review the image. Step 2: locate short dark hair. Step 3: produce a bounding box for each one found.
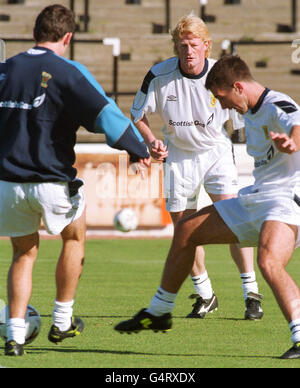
[33,4,76,43]
[205,55,253,91]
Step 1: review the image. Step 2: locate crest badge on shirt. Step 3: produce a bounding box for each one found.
[210,93,217,108]
[41,71,52,88]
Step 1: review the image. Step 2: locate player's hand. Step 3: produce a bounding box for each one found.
[129,157,151,180]
[270,131,297,154]
[149,139,168,161]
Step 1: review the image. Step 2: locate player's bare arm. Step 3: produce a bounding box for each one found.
[134,115,168,161]
[270,125,300,154]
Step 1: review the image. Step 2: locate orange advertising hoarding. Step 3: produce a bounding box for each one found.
[74,145,172,228]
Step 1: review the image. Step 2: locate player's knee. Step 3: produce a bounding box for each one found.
[11,233,39,262]
[257,252,279,279]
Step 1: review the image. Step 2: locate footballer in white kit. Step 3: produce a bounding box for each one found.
[130,14,262,323]
[131,56,242,211]
[215,88,300,247]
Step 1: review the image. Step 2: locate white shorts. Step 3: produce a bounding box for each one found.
[163,142,238,212]
[0,180,85,237]
[214,185,300,248]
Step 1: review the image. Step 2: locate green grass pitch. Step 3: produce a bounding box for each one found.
[0,238,300,368]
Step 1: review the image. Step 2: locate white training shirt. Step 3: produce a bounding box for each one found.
[244,88,300,190]
[131,57,243,153]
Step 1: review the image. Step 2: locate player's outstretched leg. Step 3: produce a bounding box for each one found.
[114,309,172,334]
[115,205,237,335]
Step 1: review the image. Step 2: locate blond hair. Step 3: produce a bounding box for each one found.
[171,13,212,58]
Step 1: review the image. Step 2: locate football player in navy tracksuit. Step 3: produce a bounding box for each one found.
[0,4,150,356]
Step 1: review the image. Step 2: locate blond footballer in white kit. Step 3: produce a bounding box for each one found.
[131,14,263,319]
[132,57,240,205]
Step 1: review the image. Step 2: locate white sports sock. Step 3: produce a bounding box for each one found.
[240,272,259,300]
[53,300,74,332]
[289,319,300,344]
[146,287,176,317]
[6,318,26,345]
[191,271,213,300]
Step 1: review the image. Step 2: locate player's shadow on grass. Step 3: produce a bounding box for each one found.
[40,314,134,319]
[41,314,246,321]
[26,346,279,360]
[174,315,246,321]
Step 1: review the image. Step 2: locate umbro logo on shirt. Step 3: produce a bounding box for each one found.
[167,95,178,102]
